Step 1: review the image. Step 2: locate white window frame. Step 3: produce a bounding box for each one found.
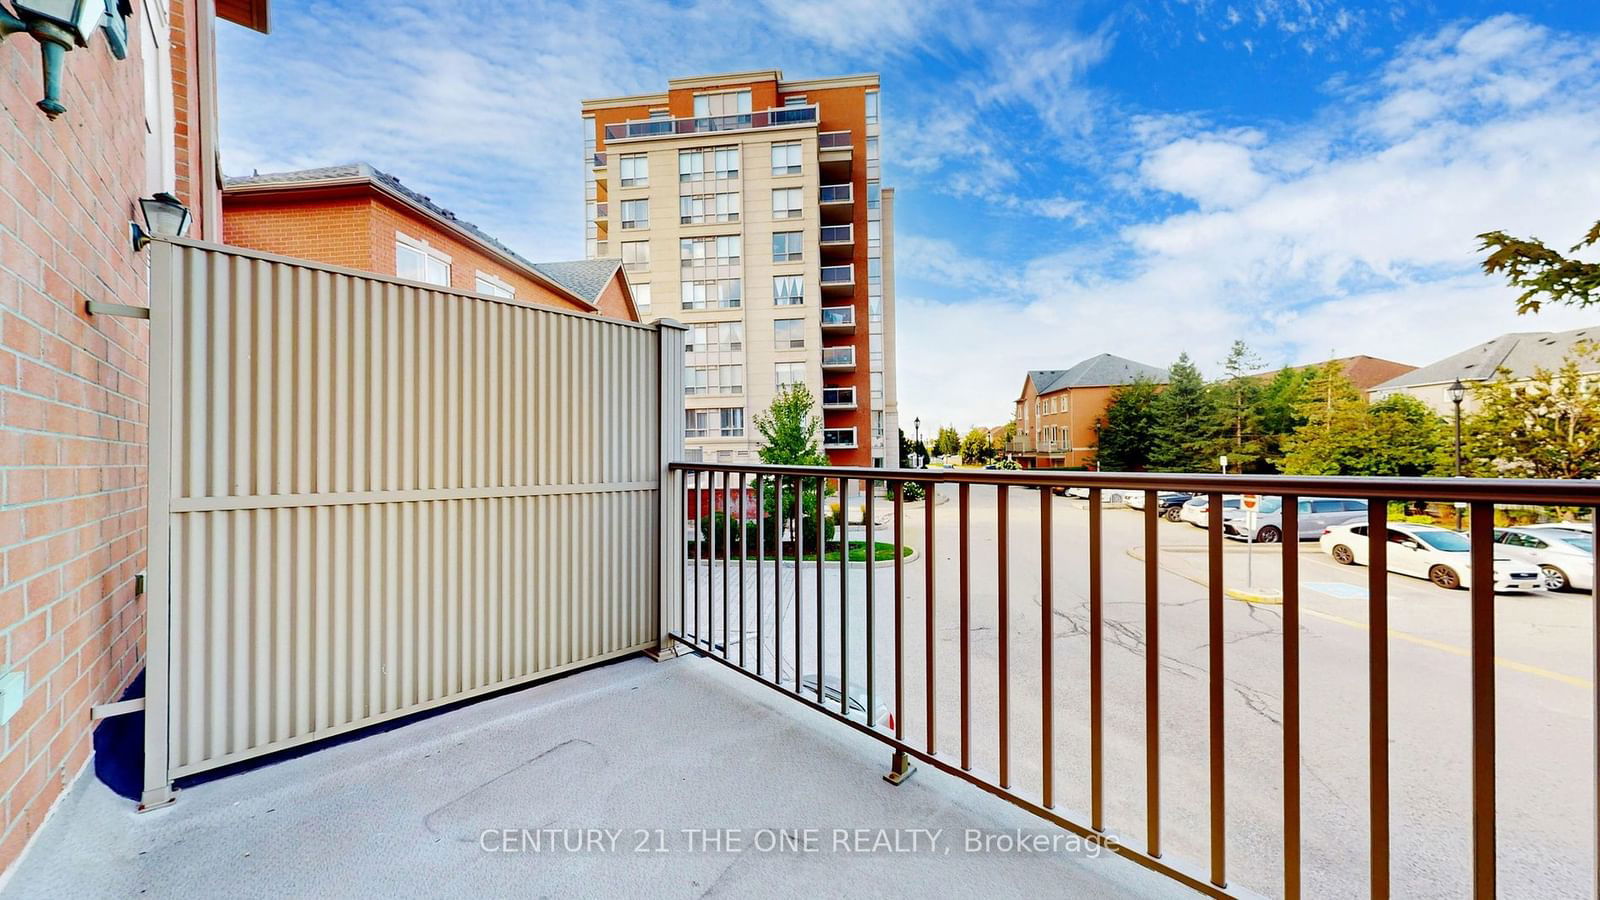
[619,153,648,187]
[772,187,803,220]
[621,240,650,273]
[771,140,802,175]
[474,270,515,298]
[772,231,803,263]
[694,89,752,116]
[395,232,451,287]
[773,274,804,306]
[620,198,649,230]
[773,318,805,350]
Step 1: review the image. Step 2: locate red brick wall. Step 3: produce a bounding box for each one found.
[224,189,631,319]
[1,14,155,871]
[221,193,374,269]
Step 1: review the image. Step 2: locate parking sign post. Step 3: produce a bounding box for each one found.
[1242,494,1260,586]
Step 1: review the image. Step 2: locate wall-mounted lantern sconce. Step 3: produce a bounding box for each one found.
[0,0,120,118]
[130,192,192,251]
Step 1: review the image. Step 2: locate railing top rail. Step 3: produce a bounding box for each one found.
[667,461,1600,505]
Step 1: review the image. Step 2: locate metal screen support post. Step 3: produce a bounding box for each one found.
[647,319,688,662]
[884,749,916,786]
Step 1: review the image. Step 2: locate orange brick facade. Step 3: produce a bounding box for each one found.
[224,186,637,320]
[1014,382,1120,469]
[2,9,159,870]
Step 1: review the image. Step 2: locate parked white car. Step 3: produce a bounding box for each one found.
[1222,497,1369,543]
[1178,494,1241,528]
[1319,523,1543,592]
[1494,527,1594,592]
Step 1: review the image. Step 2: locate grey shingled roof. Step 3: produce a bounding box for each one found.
[1372,326,1600,390]
[530,259,624,304]
[1026,354,1169,395]
[224,164,616,307]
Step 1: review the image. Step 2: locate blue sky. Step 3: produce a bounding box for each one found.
[218,1,1600,430]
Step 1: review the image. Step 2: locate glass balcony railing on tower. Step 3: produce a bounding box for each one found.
[604,106,817,142]
[593,152,607,168]
[821,346,856,369]
[820,224,853,245]
[819,184,852,204]
[818,131,853,151]
[820,386,856,408]
[820,306,856,331]
[820,265,855,293]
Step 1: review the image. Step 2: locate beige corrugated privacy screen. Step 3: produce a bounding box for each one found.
[141,238,684,805]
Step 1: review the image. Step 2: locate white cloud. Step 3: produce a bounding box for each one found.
[894,15,1600,430]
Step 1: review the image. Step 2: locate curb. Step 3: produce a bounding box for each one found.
[1226,586,1284,605]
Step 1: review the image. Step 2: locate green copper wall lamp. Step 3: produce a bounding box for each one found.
[0,0,119,118]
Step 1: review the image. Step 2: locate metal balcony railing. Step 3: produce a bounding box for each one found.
[818,131,853,150]
[819,184,853,204]
[605,105,818,142]
[820,224,853,245]
[666,464,1600,900]
[593,152,607,168]
[821,428,857,449]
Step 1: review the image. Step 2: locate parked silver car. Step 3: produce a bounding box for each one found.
[1494,527,1594,592]
[1222,496,1369,542]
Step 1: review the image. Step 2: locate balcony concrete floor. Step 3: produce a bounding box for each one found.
[3,655,1193,899]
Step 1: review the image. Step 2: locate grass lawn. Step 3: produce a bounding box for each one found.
[820,541,911,563]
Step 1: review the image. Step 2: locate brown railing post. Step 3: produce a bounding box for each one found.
[1281,494,1301,899]
[885,479,914,787]
[1144,490,1161,859]
[721,470,730,659]
[774,475,783,683]
[1368,500,1390,898]
[1207,492,1226,888]
[840,477,850,716]
[755,474,764,677]
[926,479,937,755]
[865,480,876,722]
[1469,501,1496,897]
[794,477,804,694]
[1042,485,1054,809]
[1089,488,1104,832]
[998,484,1010,790]
[816,476,826,703]
[959,482,971,771]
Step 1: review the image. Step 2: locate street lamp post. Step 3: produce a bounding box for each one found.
[1448,378,1467,477]
[1449,378,1467,532]
[913,417,922,469]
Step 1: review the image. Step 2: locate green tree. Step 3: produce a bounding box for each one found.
[1464,346,1600,479]
[1278,365,1369,475]
[753,385,829,553]
[1364,395,1450,477]
[1149,353,1221,472]
[1254,364,1315,465]
[1277,369,1448,476]
[1478,220,1600,313]
[1094,377,1161,471]
[1213,340,1268,471]
[933,425,961,459]
[960,427,994,464]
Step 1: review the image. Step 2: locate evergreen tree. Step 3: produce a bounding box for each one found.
[1149,353,1222,472]
[933,425,961,459]
[1255,364,1315,466]
[1213,340,1268,471]
[1278,365,1368,475]
[1094,377,1161,471]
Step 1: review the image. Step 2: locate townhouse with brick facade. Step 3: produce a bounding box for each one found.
[1009,354,1168,469]
[222,164,640,321]
[0,0,268,873]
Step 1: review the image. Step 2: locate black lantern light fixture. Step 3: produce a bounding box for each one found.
[131,192,192,251]
[0,0,119,118]
[1448,377,1467,478]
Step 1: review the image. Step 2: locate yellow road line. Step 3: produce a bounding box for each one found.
[1129,545,1594,690]
[1298,607,1594,690]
